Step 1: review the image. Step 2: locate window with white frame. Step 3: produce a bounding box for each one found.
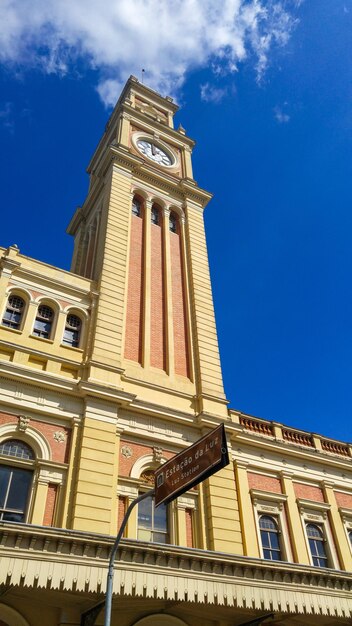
[259,514,282,561]
[33,304,54,339]
[250,489,292,562]
[0,439,34,522]
[137,469,169,544]
[338,508,352,554]
[63,313,82,348]
[306,523,328,567]
[298,499,338,569]
[137,493,169,543]
[2,294,25,330]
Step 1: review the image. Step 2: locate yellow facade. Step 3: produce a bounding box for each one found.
[0,76,351,626]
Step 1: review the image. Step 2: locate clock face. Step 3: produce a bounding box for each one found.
[136,139,173,166]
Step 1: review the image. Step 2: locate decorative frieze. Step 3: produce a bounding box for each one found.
[0,524,351,618]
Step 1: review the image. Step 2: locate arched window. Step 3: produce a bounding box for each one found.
[169,212,177,233]
[132,197,142,217]
[33,304,54,339]
[0,439,34,522]
[63,313,82,348]
[349,529,352,547]
[137,470,169,544]
[2,295,25,330]
[151,205,160,226]
[259,515,282,561]
[306,523,328,567]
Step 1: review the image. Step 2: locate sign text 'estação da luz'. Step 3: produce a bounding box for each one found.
[154,423,229,507]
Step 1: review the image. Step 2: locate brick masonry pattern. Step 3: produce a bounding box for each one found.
[294,482,325,502]
[125,213,144,363]
[150,216,166,370]
[0,411,71,463]
[247,472,283,494]
[43,483,58,526]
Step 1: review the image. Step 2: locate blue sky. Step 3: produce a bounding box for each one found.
[0,1,351,442]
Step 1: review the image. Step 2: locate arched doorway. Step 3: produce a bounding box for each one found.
[133,615,189,626]
[0,604,30,626]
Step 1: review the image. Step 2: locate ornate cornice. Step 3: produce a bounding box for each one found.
[0,523,351,619]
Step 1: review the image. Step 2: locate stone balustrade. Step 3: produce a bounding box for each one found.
[235,411,352,459]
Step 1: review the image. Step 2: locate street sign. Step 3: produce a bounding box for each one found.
[154,423,229,507]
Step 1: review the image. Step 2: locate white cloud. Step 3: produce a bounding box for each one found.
[0,0,299,106]
[0,102,14,131]
[200,83,228,103]
[274,105,290,123]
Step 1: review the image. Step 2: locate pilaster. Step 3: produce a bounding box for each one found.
[31,477,48,525]
[281,470,310,565]
[70,398,120,534]
[89,165,132,380]
[322,481,352,571]
[204,462,243,554]
[185,201,228,416]
[234,460,259,557]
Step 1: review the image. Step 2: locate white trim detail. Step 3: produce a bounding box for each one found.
[298,499,339,569]
[251,489,293,562]
[0,424,51,460]
[130,454,166,479]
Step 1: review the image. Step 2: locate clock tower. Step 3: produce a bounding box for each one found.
[68,75,228,421]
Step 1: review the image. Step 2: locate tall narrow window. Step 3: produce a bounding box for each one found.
[169,212,177,233]
[63,314,81,348]
[259,515,282,561]
[0,439,34,522]
[33,305,54,339]
[2,295,25,330]
[151,205,160,225]
[137,494,169,544]
[306,523,329,567]
[132,197,141,217]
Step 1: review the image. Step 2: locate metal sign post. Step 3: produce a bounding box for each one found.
[103,488,154,626]
[99,423,229,626]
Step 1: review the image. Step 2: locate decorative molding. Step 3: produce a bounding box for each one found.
[0,423,51,460]
[153,446,163,463]
[297,498,332,524]
[250,489,288,505]
[0,524,351,618]
[53,431,66,444]
[121,445,133,459]
[18,415,30,432]
[339,507,352,525]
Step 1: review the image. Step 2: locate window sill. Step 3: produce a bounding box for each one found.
[30,335,54,344]
[60,344,83,352]
[0,325,22,335]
